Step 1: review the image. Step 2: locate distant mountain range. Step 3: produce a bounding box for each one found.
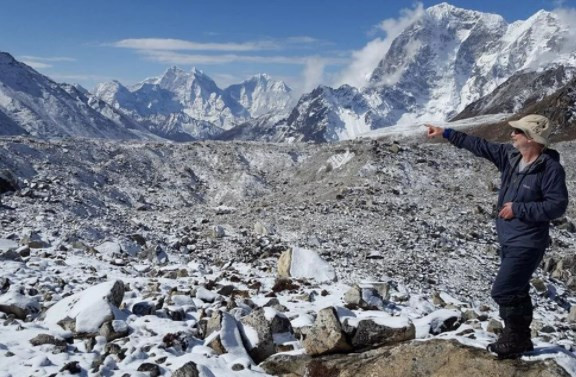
[0,2,575,143]
[276,3,576,142]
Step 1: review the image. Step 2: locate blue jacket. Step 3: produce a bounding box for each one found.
[444,129,569,249]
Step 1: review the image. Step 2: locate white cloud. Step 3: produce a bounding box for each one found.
[553,7,576,53]
[553,0,566,7]
[112,36,324,52]
[285,36,323,45]
[19,56,76,62]
[333,3,425,89]
[21,61,52,69]
[112,38,279,52]
[301,57,327,93]
[134,49,347,67]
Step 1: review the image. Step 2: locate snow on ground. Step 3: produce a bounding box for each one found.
[0,134,575,376]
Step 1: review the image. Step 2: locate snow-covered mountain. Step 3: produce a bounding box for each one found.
[93,68,293,141]
[1,4,574,144]
[283,3,576,142]
[273,85,378,143]
[0,52,143,140]
[59,83,156,139]
[452,65,576,120]
[226,73,293,118]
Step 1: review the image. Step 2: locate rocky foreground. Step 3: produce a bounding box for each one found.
[0,135,575,376]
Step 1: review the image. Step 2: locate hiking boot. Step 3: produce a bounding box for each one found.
[487,327,533,359]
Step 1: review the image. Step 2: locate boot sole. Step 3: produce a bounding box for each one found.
[487,344,533,359]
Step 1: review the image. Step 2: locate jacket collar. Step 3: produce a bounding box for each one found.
[507,148,559,173]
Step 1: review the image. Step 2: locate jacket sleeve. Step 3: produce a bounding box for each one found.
[444,129,510,171]
[512,164,569,222]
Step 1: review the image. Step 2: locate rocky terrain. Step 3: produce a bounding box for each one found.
[0,134,576,376]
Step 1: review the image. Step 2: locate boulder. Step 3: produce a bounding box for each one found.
[262,339,570,377]
[141,245,169,264]
[278,247,336,283]
[100,320,129,341]
[345,317,415,349]
[137,363,161,377]
[0,239,18,253]
[303,307,351,355]
[20,231,50,249]
[240,308,276,363]
[95,241,122,258]
[0,169,19,193]
[0,290,41,319]
[132,301,155,316]
[413,309,464,337]
[43,280,125,335]
[172,361,200,377]
[29,334,68,353]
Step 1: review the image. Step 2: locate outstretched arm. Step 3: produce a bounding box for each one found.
[425,124,511,171]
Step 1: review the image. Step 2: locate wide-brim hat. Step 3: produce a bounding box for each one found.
[508,114,551,146]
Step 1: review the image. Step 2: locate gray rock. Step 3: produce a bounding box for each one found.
[428,310,463,335]
[59,361,81,374]
[132,301,155,316]
[303,307,351,356]
[261,339,570,377]
[172,362,199,377]
[0,239,18,253]
[348,318,415,349]
[137,363,161,377]
[269,312,293,334]
[100,320,129,341]
[343,285,362,308]
[260,353,312,377]
[142,245,169,264]
[0,250,22,262]
[486,319,503,334]
[29,334,68,348]
[0,169,19,193]
[0,291,40,320]
[240,308,275,363]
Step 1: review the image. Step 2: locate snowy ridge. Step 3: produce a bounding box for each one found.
[282,3,576,142]
[93,67,293,141]
[0,52,142,140]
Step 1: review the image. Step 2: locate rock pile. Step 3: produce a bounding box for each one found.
[0,135,575,375]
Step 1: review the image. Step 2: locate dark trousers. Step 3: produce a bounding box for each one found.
[491,246,546,321]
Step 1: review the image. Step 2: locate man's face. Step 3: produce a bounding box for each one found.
[511,128,530,149]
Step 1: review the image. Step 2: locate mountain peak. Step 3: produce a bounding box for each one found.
[425,2,498,23]
[0,51,18,65]
[162,66,188,78]
[251,73,272,81]
[190,66,202,74]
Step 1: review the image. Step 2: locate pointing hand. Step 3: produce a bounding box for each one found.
[425,124,444,138]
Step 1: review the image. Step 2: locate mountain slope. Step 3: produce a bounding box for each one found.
[283,3,576,142]
[453,77,576,144]
[452,65,576,120]
[225,74,293,118]
[275,85,377,143]
[0,52,142,140]
[94,68,293,141]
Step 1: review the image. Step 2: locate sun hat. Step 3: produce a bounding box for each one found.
[508,114,552,146]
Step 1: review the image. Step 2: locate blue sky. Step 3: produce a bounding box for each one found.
[1,0,574,94]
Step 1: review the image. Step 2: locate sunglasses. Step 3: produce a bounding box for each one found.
[512,128,525,135]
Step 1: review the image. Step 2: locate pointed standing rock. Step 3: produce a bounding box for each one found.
[303,307,351,356]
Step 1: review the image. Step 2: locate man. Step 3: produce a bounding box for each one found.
[426,114,569,359]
